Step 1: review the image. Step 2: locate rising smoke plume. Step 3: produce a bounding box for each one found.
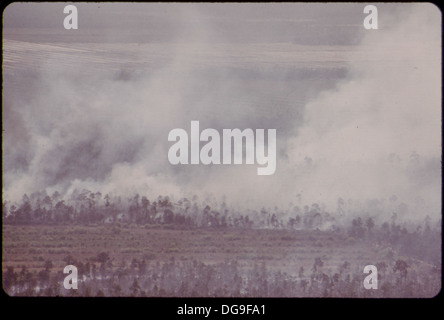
[2,3,441,220]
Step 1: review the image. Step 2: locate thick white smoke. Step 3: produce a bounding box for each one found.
[285,3,441,217]
[3,3,441,220]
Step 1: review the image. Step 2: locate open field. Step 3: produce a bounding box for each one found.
[3,223,440,297]
[0,224,424,276]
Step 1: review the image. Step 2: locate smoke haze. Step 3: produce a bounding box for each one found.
[2,3,441,220]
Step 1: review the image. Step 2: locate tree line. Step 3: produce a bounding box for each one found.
[3,189,441,265]
[4,253,440,297]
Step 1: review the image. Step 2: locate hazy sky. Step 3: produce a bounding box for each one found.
[2,3,441,220]
[2,3,371,27]
[3,3,402,43]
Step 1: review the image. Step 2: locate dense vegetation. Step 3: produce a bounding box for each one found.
[4,252,440,298]
[2,190,441,297]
